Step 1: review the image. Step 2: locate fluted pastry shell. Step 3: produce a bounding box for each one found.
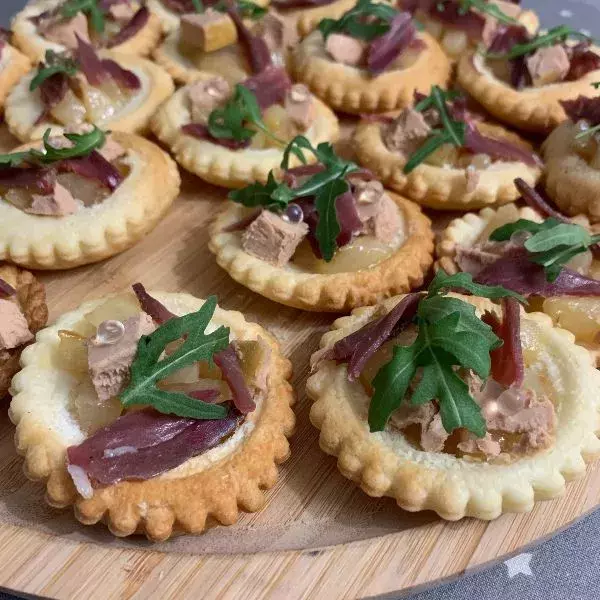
[290,30,451,115]
[0,263,47,398]
[147,0,271,34]
[0,132,180,270]
[307,295,600,520]
[4,52,174,143]
[457,49,600,134]
[11,0,162,62]
[208,193,434,312]
[151,82,339,188]
[354,119,541,209]
[542,120,600,223]
[0,44,31,109]
[9,291,295,541]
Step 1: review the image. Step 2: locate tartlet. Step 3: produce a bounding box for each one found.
[291,27,451,115]
[404,0,538,60]
[437,203,600,363]
[354,117,541,210]
[151,75,340,188]
[0,131,180,270]
[209,191,434,312]
[11,0,162,63]
[543,118,600,223]
[307,292,600,519]
[457,39,600,134]
[4,50,174,143]
[0,263,47,398]
[9,290,295,540]
[0,39,31,109]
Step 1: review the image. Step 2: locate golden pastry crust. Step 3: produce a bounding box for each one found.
[435,204,541,274]
[291,30,451,115]
[209,193,434,312]
[11,0,162,62]
[0,132,180,270]
[457,49,600,134]
[307,295,600,520]
[147,0,271,34]
[542,120,600,222]
[0,263,47,398]
[413,7,538,61]
[9,292,295,541]
[0,44,31,109]
[4,52,174,143]
[151,82,340,188]
[354,119,541,210]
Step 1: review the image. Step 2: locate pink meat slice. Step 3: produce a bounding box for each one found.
[67,408,241,485]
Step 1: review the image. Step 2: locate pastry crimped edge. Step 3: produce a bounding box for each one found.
[0,132,180,270]
[457,49,600,134]
[4,52,174,143]
[8,292,296,541]
[306,295,600,520]
[208,193,434,312]
[151,83,340,188]
[147,0,271,34]
[0,45,31,109]
[434,204,541,274]
[0,263,47,398]
[11,0,162,62]
[291,31,451,115]
[354,120,541,209]
[542,120,600,223]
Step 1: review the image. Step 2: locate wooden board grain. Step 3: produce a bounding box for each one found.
[0,133,599,600]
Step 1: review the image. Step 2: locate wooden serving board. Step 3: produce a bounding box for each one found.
[0,128,599,600]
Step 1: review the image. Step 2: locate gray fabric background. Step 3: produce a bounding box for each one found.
[0,1,599,598]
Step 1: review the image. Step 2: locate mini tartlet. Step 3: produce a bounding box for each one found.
[457,26,600,133]
[307,287,600,520]
[151,69,339,188]
[4,42,174,143]
[0,35,31,109]
[9,287,295,540]
[542,97,600,222]
[0,129,180,270]
[402,0,538,60]
[353,90,542,210]
[153,4,283,85]
[291,5,451,115]
[148,0,271,34]
[0,263,47,398]
[11,0,162,63]
[436,200,600,363]
[209,139,434,312]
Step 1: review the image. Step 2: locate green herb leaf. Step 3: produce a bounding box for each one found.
[486,24,595,60]
[62,0,105,34]
[414,88,460,112]
[524,222,591,252]
[0,151,34,168]
[318,0,397,41]
[457,0,518,25]
[315,178,347,261]
[489,217,560,241]
[120,296,230,420]
[29,50,79,92]
[592,82,600,89]
[427,269,526,303]
[403,130,451,174]
[192,0,204,12]
[228,171,293,210]
[236,0,267,19]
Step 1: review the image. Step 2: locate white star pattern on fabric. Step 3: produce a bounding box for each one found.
[504,553,534,579]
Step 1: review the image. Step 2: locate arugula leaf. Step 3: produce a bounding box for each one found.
[490,218,600,281]
[120,296,230,419]
[236,0,267,19]
[486,24,595,60]
[29,50,78,92]
[0,127,106,168]
[318,0,397,41]
[315,178,347,261]
[192,0,204,11]
[489,217,560,241]
[62,0,105,34]
[456,0,518,26]
[414,89,460,112]
[427,269,526,303]
[593,82,600,89]
[229,172,292,210]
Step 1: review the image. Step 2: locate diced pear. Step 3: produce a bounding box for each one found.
[49,88,87,126]
[83,296,141,328]
[70,379,122,435]
[543,296,600,343]
[56,330,88,374]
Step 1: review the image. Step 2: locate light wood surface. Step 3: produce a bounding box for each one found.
[0,129,598,599]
